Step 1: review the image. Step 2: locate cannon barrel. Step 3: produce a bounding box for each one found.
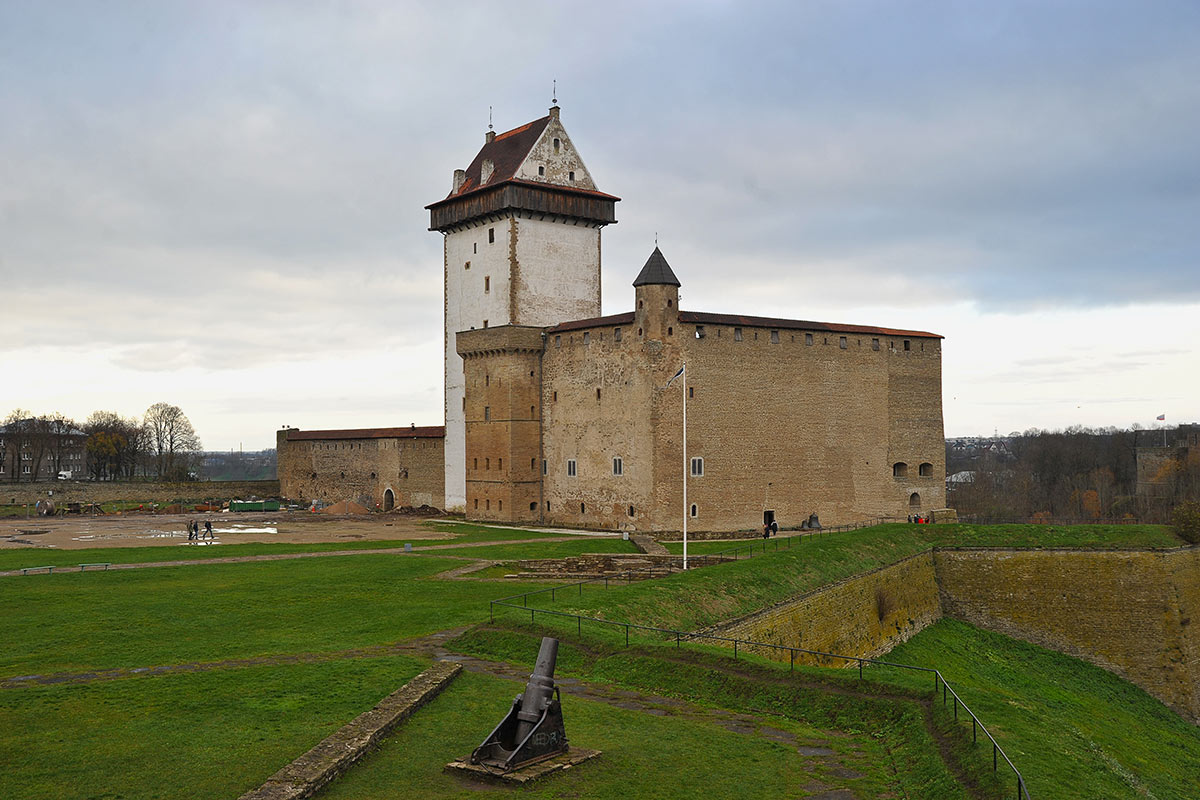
[515,638,558,740]
[471,636,569,770]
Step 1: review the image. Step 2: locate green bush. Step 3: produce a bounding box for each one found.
[1171,501,1200,543]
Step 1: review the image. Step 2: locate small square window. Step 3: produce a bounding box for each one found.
[614,327,622,341]
[553,137,560,151]
[613,457,623,476]
[839,336,847,349]
[555,335,561,348]
[805,333,813,346]
[690,457,704,477]
[904,339,911,351]
[568,171,575,181]
[872,338,880,351]
[770,330,779,343]
[567,459,577,477]
[538,165,545,176]
[734,328,743,341]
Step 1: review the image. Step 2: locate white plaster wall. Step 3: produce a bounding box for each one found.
[444,219,514,510]
[513,118,598,190]
[510,217,601,327]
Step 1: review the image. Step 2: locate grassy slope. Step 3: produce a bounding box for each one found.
[0,555,548,677]
[0,655,427,800]
[883,619,1200,800]
[531,523,1179,631]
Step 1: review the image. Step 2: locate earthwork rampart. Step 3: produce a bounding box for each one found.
[1,479,280,506]
[713,545,1200,723]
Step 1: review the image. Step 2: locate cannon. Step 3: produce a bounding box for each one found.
[471,637,569,772]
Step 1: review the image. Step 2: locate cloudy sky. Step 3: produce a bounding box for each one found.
[2,0,1198,450]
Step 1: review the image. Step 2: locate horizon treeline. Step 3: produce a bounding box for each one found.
[947,425,1199,523]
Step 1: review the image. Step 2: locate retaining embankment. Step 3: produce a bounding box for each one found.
[1,480,280,506]
[934,546,1200,723]
[715,551,943,666]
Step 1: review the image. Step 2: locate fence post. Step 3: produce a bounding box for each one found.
[676,631,680,648]
[734,640,738,660]
[625,624,629,646]
[489,602,493,624]
[530,608,534,623]
[953,696,958,721]
[858,659,863,680]
[993,743,997,772]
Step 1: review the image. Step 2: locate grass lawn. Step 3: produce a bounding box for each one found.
[322,659,973,800]
[0,655,428,800]
[882,619,1200,800]
[0,519,588,572]
[0,555,547,677]
[530,523,1180,632]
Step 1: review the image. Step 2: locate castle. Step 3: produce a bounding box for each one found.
[277,106,947,531]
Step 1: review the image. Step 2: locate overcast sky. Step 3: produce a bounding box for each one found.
[2,0,1198,450]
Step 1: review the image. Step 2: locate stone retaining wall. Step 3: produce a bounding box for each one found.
[1,480,280,506]
[239,661,462,800]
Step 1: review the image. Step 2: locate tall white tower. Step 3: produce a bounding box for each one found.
[427,106,619,511]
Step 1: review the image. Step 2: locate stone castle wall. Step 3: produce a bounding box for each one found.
[716,552,943,666]
[276,430,444,510]
[934,547,1200,722]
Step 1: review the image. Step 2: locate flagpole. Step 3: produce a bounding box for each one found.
[682,364,688,570]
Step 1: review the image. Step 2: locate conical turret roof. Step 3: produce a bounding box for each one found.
[632,247,680,287]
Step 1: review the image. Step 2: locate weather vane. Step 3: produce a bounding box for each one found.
[488,105,493,131]
[552,79,557,106]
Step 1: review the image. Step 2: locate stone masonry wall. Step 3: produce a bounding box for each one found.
[716,552,943,666]
[0,480,280,506]
[276,431,444,510]
[934,547,1200,722]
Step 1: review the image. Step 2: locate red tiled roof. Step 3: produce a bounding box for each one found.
[446,117,551,199]
[678,311,942,339]
[547,311,635,334]
[286,426,444,441]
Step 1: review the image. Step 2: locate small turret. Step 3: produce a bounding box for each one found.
[633,247,680,342]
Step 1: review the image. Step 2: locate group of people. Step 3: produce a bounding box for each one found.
[908,514,930,524]
[188,519,213,541]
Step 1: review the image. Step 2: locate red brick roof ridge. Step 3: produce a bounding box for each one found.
[678,310,942,339]
[286,426,445,441]
[547,311,636,333]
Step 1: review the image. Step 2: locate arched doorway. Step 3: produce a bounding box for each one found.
[383,488,395,512]
[909,492,921,510]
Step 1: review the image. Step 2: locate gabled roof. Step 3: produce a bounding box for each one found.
[446,117,551,199]
[677,311,942,339]
[632,247,681,287]
[285,426,445,441]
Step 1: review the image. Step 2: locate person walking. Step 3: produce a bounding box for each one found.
[204,520,213,539]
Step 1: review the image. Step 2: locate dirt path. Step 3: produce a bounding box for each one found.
[0,535,590,578]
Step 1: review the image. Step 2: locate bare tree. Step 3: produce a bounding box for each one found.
[1,409,32,482]
[143,403,202,481]
[45,413,82,476]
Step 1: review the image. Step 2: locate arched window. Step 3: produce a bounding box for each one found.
[892,462,908,478]
[909,492,921,509]
[919,462,933,477]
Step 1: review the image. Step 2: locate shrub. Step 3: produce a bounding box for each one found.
[1171,501,1200,544]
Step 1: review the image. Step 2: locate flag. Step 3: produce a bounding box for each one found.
[666,364,685,387]
[1157,414,1166,421]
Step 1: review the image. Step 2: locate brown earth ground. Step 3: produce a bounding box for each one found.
[0,511,470,551]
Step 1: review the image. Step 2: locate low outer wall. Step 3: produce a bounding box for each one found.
[716,552,942,666]
[934,547,1200,723]
[1,480,280,506]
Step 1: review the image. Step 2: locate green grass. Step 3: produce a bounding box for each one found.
[322,647,976,800]
[528,523,1180,632]
[0,519,592,572]
[883,619,1200,800]
[0,655,427,800]
[0,556,546,677]
[445,537,638,560]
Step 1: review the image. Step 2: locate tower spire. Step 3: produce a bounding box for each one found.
[552,79,557,106]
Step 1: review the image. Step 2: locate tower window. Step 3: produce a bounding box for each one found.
[734,328,743,341]
[553,137,560,152]
[613,457,623,476]
[688,386,694,398]
[553,391,557,401]
[485,457,490,470]
[542,459,548,475]
[531,405,535,418]
[690,457,704,476]
[538,165,545,176]
[484,276,490,292]
[555,335,561,348]
[596,388,601,400]
[695,326,705,339]
[667,326,673,336]
[805,333,813,346]
[904,339,911,351]
[498,458,502,470]
[629,505,635,517]
[872,338,880,351]
[919,462,933,477]
[498,500,502,511]
[583,332,590,344]
[580,502,585,514]
[567,459,577,477]
[770,330,780,343]
[893,462,908,478]
[488,227,495,244]
[568,170,575,181]
[614,327,622,341]
[839,336,847,349]
[473,243,477,254]
[486,499,490,510]
[530,502,538,511]
[690,503,698,518]
[484,406,490,421]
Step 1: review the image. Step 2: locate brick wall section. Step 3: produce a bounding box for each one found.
[238,661,462,800]
[715,552,943,666]
[276,429,444,510]
[934,547,1200,722]
[0,480,279,506]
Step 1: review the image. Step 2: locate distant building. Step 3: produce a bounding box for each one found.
[0,421,87,481]
[1135,424,1199,499]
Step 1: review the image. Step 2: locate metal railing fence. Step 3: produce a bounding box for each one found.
[488,555,1030,800]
